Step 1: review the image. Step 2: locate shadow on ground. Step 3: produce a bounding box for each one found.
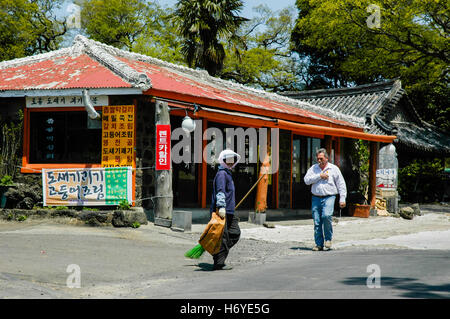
[341,276,450,298]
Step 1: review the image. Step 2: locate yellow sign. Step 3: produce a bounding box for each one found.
[101,105,135,167]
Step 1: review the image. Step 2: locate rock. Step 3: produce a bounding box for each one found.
[399,207,414,220]
[17,197,35,210]
[112,210,148,227]
[411,203,422,216]
[79,211,111,224]
[3,183,42,209]
[263,222,275,228]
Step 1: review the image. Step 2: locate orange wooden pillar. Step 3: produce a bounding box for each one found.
[255,141,271,213]
[368,141,379,208]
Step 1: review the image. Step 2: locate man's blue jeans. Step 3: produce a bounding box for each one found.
[311,195,336,247]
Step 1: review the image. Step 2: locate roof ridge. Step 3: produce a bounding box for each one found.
[74,36,364,127]
[281,80,398,98]
[0,47,73,70]
[73,35,151,90]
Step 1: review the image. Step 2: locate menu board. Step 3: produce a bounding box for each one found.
[101,105,135,167]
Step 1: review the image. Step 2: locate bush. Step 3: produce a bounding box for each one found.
[0,175,14,186]
[117,199,131,210]
[398,158,447,203]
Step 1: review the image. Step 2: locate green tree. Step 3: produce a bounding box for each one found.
[80,0,149,50]
[0,0,67,61]
[221,5,305,92]
[291,0,449,130]
[132,5,185,65]
[79,0,184,64]
[173,0,248,76]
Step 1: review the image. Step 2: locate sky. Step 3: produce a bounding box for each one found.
[155,0,297,19]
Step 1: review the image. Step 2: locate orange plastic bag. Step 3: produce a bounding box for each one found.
[198,211,225,255]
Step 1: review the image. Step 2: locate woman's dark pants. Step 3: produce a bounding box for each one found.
[213,214,240,267]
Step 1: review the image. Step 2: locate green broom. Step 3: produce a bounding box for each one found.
[184,243,205,259]
[184,173,267,259]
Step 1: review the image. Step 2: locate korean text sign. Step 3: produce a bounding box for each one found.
[156,124,171,170]
[42,167,132,206]
[101,105,135,167]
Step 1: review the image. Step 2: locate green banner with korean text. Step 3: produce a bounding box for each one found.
[42,167,132,206]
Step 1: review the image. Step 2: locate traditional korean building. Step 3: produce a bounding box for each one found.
[281,80,450,205]
[0,35,396,214]
[281,79,450,159]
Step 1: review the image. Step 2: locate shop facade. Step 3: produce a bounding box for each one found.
[0,35,396,213]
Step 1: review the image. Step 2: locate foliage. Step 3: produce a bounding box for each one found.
[132,5,185,64]
[173,0,248,76]
[44,206,69,210]
[221,5,305,92]
[79,0,185,64]
[398,158,447,203]
[117,199,131,210]
[355,140,370,197]
[82,206,99,211]
[0,0,67,61]
[79,0,150,50]
[131,221,140,228]
[1,110,23,179]
[0,175,14,186]
[17,215,27,222]
[291,0,449,130]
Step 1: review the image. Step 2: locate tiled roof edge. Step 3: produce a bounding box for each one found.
[80,36,365,128]
[73,35,151,90]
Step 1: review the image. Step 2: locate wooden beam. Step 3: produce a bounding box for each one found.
[147,89,363,131]
[277,119,396,143]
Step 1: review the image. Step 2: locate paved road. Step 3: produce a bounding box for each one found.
[0,218,449,299]
[140,249,450,299]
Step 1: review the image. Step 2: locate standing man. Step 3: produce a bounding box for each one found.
[304,148,347,251]
[210,149,241,270]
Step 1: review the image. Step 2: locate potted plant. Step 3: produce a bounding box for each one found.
[348,203,371,218]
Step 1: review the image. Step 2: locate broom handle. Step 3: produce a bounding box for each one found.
[235,173,267,210]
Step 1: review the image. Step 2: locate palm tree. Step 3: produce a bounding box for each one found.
[173,0,247,76]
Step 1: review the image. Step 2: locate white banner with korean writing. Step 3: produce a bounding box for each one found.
[42,167,132,206]
[26,96,108,108]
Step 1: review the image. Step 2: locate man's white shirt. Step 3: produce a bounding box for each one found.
[304,162,347,203]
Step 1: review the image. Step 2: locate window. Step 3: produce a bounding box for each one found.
[29,110,101,164]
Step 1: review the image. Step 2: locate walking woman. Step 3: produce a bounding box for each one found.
[210,149,241,270]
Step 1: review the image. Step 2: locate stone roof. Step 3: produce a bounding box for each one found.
[281,80,450,155]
